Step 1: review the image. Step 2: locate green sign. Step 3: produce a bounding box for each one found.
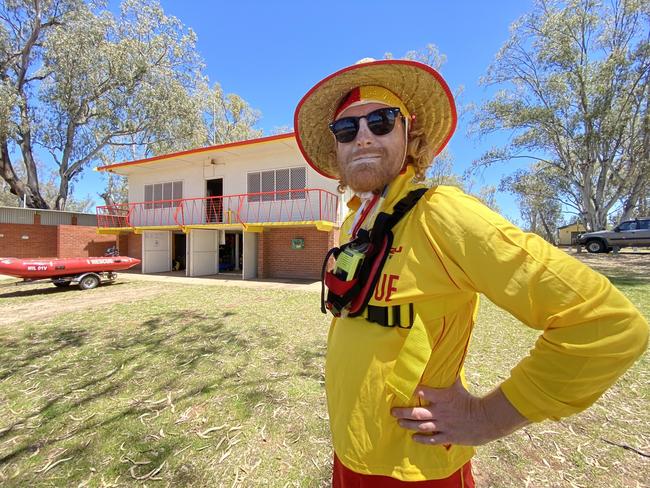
[291,238,305,250]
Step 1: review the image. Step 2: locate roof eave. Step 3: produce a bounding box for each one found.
[95,132,296,173]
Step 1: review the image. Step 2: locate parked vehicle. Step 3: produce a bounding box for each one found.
[576,218,650,253]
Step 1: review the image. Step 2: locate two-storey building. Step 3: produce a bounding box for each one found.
[96,133,347,280]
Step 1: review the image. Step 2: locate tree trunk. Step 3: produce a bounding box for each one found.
[619,170,646,223]
[539,212,556,245]
[621,82,650,222]
[581,173,598,231]
[0,137,49,208]
[16,92,49,209]
[55,175,69,210]
[99,191,115,207]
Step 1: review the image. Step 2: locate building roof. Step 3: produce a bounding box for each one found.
[557,222,585,230]
[95,133,296,175]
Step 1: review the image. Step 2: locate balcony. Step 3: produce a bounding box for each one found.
[96,188,340,233]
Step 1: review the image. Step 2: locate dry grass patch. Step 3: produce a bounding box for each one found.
[0,256,647,486]
[0,281,331,486]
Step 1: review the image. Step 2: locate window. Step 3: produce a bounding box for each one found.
[247,167,306,202]
[261,170,275,202]
[618,221,637,231]
[638,219,650,230]
[290,167,306,199]
[144,181,183,209]
[276,169,290,201]
[247,173,261,203]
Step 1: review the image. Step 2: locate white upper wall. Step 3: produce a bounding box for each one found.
[126,138,338,200]
[110,136,348,224]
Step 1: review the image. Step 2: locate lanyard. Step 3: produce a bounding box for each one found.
[349,186,388,238]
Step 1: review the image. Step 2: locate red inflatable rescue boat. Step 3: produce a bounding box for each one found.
[0,256,141,279]
[0,252,141,290]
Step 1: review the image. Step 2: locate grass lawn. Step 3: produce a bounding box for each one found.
[0,256,647,487]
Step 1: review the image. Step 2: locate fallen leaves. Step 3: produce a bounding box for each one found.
[35,450,73,475]
[129,461,166,481]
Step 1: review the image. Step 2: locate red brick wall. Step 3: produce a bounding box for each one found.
[0,223,123,259]
[118,234,130,255]
[57,225,119,257]
[256,227,338,280]
[126,233,142,269]
[0,223,58,258]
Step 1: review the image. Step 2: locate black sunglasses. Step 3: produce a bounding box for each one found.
[329,107,403,143]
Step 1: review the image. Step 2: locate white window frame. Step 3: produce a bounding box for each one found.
[246,167,307,203]
[144,181,183,209]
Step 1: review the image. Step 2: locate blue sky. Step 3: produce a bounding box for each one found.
[82,0,535,222]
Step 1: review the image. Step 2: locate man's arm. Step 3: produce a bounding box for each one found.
[419,187,647,423]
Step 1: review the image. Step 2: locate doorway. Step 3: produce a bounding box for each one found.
[172,232,186,271]
[219,232,242,273]
[206,178,223,223]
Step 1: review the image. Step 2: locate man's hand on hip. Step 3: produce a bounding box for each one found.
[390,378,530,446]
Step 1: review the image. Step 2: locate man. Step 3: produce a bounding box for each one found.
[293,59,648,487]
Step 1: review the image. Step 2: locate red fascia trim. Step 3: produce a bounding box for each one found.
[97,133,296,172]
[293,59,458,178]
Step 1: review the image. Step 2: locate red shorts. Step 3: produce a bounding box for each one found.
[332,455,475,488]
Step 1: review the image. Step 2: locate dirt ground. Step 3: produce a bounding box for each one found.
[566,248,650,278]
[1,249,646,326]
[0,281,165,326]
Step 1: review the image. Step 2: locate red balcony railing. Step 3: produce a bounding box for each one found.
[96,203,130,228]
[96,188,339,229]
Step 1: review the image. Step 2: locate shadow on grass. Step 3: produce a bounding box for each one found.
[0,366,130,465]
[606,275,650,287]
[0,298,332,486]
[0,327,90,381]
[0,309,252,470]
[296,344,326,382]
[0,281,126,299]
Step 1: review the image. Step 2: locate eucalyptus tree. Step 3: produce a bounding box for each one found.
[203,82,262,145]
[0,160,94,211]
[0,0,205,210]
[500,164,564,243]
[388,45,506,211]
[474,0,649,230]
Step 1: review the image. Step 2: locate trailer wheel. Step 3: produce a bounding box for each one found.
[79,274,101,290]
[52,279,71,288]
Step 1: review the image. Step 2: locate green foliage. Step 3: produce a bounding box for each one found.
[423,151,501,213]
[0,160,93,211]
[202,83,263,145]
[39,0,206,177]
[0,180,18,206]
[385,43,447,71]
[98,173,128,207]
[0,0,260,211]
[500,164,564,243]
[474,0,650,230]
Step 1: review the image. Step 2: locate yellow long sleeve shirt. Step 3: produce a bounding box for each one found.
[325,167,648,481]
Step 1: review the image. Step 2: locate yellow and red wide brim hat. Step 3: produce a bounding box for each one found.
[293,59,457,180]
